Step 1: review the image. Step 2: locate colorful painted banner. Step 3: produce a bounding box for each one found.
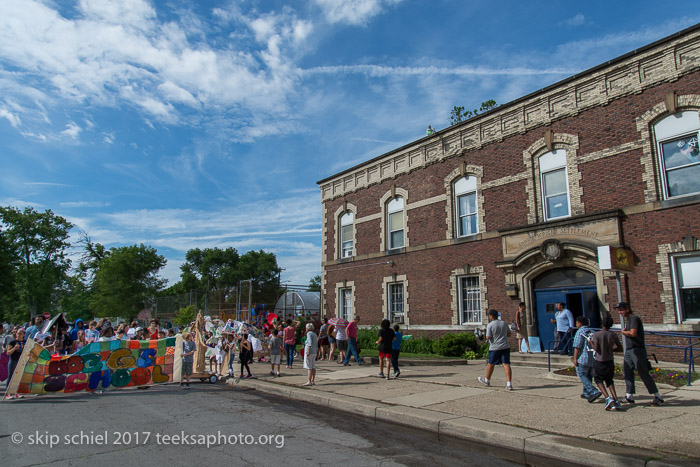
[6,336,182,395]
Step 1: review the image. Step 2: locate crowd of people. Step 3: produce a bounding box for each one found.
[2,302,666,411]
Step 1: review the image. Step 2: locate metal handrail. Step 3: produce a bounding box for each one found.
[546,328,699,386]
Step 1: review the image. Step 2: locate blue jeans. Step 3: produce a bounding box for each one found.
[342,338,363,364]
[576,364,598,397]
[285,343,295,367]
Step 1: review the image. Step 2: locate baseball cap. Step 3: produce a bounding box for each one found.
[614,302,630,310]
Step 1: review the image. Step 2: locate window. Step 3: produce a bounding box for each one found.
[655,111,700,198]
[339,288,352,320]
[539,149,570,221]
[388,283,404,323]
[340,212,354,258]
[387,197,404,250]
[458,276,481,324]
[454,176,478,237]
[674,255,700,321]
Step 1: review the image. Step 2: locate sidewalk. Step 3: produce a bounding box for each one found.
[229,357,700,466]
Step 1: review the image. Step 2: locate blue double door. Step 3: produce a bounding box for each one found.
[534,286,599,352]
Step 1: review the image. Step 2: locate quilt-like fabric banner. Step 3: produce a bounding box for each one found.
[6,336,182,395]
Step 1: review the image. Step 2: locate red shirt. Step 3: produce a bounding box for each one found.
[283,326,296,345]
[346,321,357,339]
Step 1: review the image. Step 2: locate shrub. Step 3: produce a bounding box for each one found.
[463,350,478,360]
[402,335,434,354]
[358,327,379,351]
[476,343,489,359]
[433,333,477,357]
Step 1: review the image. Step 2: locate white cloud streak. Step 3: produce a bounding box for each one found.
[314,0,402,26]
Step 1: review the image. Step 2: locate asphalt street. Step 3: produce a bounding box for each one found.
[0,383,520,467]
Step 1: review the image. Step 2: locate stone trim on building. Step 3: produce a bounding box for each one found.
[635,94,700,203]
[382,274,409,325]
[319,30,700,201]
[332,202,357,261]
[443,166,485,240]
[334,281,356,320]
[449,265,487,326]
[656,236,700,324]
[522,133,583,224]
[379,187,410,252]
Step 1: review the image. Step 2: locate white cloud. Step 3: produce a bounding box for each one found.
[60,201,111,208]
[559,13,589,28]
[0,107,21,127]
[61,121,82,139]
[24,182,71,187]
[102,132,115,144]
[301,64,577,77]
[314,0,402,26]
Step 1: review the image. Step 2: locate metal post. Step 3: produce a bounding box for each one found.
[247,279,253,323]
[616,271,626,352]
[236,280,241,321]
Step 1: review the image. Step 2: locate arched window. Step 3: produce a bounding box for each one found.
[387,197,404,250]
[340,211,354,258]
[654,111,700,198]
[454,176,478,237]
[539,149,570,221]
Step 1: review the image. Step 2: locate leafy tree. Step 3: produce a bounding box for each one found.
[0,227,19,321]
[308,274,321,292]
[450,99,497,125]
[173,304,196,326]
[180,247,241,290]
[59,273,93,323]
[90,244,167,320]
[0,206,73,320]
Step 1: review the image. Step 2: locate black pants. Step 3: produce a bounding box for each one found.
[391,349,400,372]
[624,347,658,395]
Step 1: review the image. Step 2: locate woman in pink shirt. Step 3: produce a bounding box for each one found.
[283,319,299,369]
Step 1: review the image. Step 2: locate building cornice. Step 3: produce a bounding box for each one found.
[318,25,700,203]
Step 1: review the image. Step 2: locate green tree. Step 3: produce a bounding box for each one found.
[449,99,497,125]
[90,244,167,320]
[180,247,241,290]
[308,274,321,292]
[0,226,19,321]
[0,206,73,320]
[173,304,196,326]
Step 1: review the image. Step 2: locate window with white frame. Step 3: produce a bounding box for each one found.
[654,111,700,198]
[387,197,405,250]
[539,149,570,221]
[458,276,481,324]
[388,282,404,323]
[674,255,700,321]
[339,288,352,320]
[340,212,354,258]
[454,176,478,237]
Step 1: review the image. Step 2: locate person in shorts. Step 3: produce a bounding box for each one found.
[269,330,283,377]
[181,332,196,390]
[478,309,513,390]
[375,319,395,380]
[589,315,622,411]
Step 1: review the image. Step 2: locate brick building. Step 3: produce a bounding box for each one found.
[317,25,700,351]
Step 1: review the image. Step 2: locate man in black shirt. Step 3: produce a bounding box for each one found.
[617,302,664,406]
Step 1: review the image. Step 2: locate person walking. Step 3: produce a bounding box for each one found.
[589,315,622,411]
[375,319,395,380]
[478,309,513,390]
[550,302,574,354]
[318,318,329,360]
[342,315,364,366]
[515,302,531,353]
[617,302,664,406]
[572,316,601,403]
[391,324,402,377]
[327,323,337,361]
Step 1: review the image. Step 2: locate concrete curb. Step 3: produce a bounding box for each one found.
[545,371,679,390]
[228,378,694,466]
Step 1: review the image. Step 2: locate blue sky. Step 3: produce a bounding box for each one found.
[1,0,698,288]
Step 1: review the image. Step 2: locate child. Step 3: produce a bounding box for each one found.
[391,324,403,377]
[590,315,623,411]
[268,330,283,377]
[181,332,196,389]
[73,330,87,353]
[215,338,224,376]
[85,320,99,343]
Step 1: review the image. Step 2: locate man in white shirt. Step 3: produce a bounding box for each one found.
[550,302,574,354]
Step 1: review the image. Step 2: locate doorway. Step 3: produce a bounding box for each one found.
[532,268,599,351]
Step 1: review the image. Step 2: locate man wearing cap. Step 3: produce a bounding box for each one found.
[617,302,664,406]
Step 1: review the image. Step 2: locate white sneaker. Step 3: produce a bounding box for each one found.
[478,376,490,387]
[506,383,513,391]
